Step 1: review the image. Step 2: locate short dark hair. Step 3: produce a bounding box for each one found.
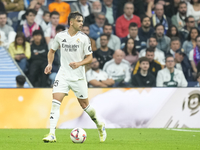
[190,0,200,5]
[149,36,158,42]
[170,37,181,43]
[25,9,37,16]
[124,2,134,9]
[165,55,174,61]
[83,24,89,28]
[103,23,112,30]
[16,75,26,87]
[185,16,195,23]
[140,15,150,23]
[50,11,60,18]
[100,33,108,39]
[139,57,149,63]
[56,25,65,32]
[32,30,43,36]
[43,10,50,16]
[146,47,155,53]
[68,11,83,26]
[155,23,164,30]
[178,1,187,8]
[0,11,7,17]
[129,22,138,29]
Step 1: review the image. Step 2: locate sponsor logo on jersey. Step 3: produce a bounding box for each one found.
[62,44,79,52]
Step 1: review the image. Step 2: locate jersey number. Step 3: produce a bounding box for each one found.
[54,80,59,87]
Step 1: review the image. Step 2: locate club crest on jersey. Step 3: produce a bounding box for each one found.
[76,38,80,43]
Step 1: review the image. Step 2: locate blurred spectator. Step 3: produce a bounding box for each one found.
[183,27,199,57]
[48,25,65,86]
[49,0,70,25]
[138,16,154,50]
[151,3,171,34]
[84,0,102,25]
[86,57,115,87]
[96,24,121,51]
[175,48,193,81]
[0,12,14,40]
[156,55,188,87]
[81,24,97,51]
[28,30,48,87]
[70,0,92,18]
[121,23,141,51]
[116,0,145,18]
[189,35,200,74]
[187,0,200,24]
[134,47,162,78]
[93,34,114,69]
[89,12,105,40]
[159,0,180,18]
[144,0,155,18]
[0,1,6,12]
[171,1,187,30]
[131,57,156,87]
[45,11,60,45]
[182,27,200,57]
[166,25,184,44]
[48,24,65,50]
[180,16,196,41]
[2,0,24,12]
[29,0,47,25]
[40,11,50,32]
[122,38,139,66]
[195,72,200,86]
[103,50,131,87]
[153,24,171,53]
[16,75,26,88]
[8,32,31,72]
[167,37,181,57]
[115,2,141,38]
[140,36,165,65]
[17,9,42,42]
[102,0,117,25]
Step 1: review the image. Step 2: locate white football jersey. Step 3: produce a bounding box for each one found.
[51,29,92,81]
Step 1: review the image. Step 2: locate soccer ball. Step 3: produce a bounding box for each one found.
[70,128,87,143]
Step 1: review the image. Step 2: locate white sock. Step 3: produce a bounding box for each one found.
[49,99,61,135]
[84,104,100,127]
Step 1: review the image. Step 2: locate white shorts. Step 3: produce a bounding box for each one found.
[52,72,88,99]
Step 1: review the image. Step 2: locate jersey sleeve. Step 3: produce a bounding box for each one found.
[83,36,93,55]
[51,34,59,51]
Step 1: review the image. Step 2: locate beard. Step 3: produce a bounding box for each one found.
[180,11,186,16]
[92,67,99,71]
[143,24,150,29]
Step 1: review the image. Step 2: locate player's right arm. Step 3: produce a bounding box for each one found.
[44,49,56,74]
[44,34,60,74]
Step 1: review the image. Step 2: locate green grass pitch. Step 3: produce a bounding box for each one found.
[0,129,200,150]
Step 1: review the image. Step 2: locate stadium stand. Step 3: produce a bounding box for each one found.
[0,47,32,88]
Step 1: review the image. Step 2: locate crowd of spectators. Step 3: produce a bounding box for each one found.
[1,0,200,88]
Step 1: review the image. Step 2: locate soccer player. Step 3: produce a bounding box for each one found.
[42,12,107,143]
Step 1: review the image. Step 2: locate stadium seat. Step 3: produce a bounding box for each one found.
[0,47,32,88]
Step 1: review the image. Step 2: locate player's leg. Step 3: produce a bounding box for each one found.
[71,79,107,142]
[43,93,65,143]
[43,75,69,143]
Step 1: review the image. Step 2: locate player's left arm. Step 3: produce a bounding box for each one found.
[69,54,93,69]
